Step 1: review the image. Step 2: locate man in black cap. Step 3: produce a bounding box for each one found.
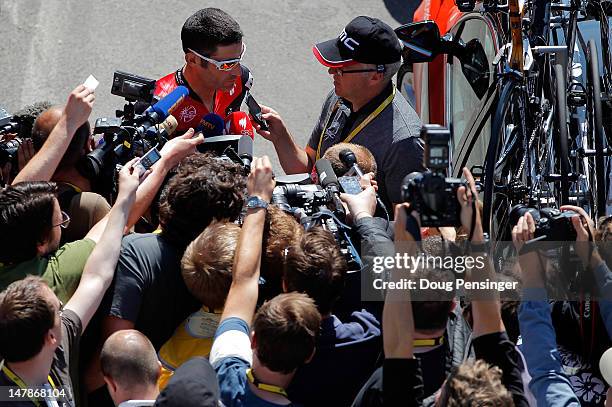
[256,16,425,210]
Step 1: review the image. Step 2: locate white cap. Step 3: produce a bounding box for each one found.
[599,347,612,385]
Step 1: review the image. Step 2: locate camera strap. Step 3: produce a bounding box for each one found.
[315,87,396,160]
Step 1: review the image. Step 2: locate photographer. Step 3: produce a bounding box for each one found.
[155,8,253,133]
[355,168,528,407]
[0,160,143,407]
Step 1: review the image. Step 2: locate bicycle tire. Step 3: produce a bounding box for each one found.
[553,63,571,205]
[587,38,607,218]
[483,78,523,240]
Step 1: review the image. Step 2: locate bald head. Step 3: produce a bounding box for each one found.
[100,330,160,390]
[32,106,91,171]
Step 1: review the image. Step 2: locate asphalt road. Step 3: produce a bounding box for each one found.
[0,0,418,173]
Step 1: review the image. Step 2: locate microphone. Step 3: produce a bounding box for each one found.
[314,158,345,219]
[136,86,189,137]
[237,135,253,170]
[196,113,225,153]
[144,86,189,123]
[339,148,388,216]
[197,113,225,137]
[225,111,255,139]
[156,115,178,138]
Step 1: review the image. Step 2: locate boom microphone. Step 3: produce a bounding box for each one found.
[237,135,253,170]
[315,158,345,218]
[225,111,255,139]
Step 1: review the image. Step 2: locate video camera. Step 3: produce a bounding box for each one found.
[0,102,51,167]
[401,125,465,227]
[83,71,184,194]
[271,161,361,270]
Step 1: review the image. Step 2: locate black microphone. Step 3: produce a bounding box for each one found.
[237,135,253,170]
[314,158,345,218]
[339,148,388,217]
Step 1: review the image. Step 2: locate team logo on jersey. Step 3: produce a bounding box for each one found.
[239,117,247,129]
[179,105,197,123]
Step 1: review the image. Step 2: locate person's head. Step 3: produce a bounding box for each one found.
[158,153,246,249]
[437,360,515,406]
[0,181,66,264]
[411,268,455,338]
[260,206,303,300]
[313,16,401,101]
[100,330,161,406]
[252,293,321,374]
[0,277,62,364]
[32,106,92,172]
[182,8,244,92]
[283,227,347,316]
[322,142,377,177]
[181,221,241,311]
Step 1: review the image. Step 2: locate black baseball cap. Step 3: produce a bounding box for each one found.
[154,357,220,407]
[313,16,401,67]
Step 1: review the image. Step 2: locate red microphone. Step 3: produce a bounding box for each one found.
[225,111,255,139]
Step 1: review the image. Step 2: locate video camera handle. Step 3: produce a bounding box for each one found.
[339,149,390,221]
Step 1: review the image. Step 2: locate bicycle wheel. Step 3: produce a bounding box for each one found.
[552,62,571,205]
[586,38,607,218]
[483,78,528,241]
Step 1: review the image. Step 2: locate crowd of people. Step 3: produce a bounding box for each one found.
[2,6,612,407]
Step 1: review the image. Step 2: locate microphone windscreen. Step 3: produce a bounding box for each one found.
[238,135,253,158]
[601,348,612,386]
[157,115,178,136]
[226,111,255,139]
[197,113,225,138]
[315,158,340,189]
[150,86,189,119]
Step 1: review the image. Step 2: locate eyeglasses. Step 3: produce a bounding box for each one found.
[53,211,71,229]
[333,66,384,77]
[57,300,64,317]
[188,44,246,71]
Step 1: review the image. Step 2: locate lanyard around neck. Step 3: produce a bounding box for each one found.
[316,86,396,160]
[246,368,288,398]
[1,362,57,407]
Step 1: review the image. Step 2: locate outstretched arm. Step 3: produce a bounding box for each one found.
[220,156,276,326]
[13,85,94,184]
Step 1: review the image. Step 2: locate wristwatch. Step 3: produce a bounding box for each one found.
[246,196,269,210]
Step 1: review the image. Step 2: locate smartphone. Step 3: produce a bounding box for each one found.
[338,176,363,195]
[134,147,161,174]
[245,93,269,131]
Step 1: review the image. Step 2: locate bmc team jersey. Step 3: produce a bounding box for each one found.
[154,65,253,133]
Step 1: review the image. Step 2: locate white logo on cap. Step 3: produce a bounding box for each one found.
[239,117,247,129]
[339,29,360,51]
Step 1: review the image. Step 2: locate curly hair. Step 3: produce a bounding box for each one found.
[438,360,515,406]
[158,153,246,249]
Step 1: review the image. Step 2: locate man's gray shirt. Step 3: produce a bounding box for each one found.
[308,83,425,208]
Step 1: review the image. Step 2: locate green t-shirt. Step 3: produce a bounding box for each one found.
[0,238,95,302]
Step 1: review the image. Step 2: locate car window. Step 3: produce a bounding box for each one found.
[450,17,496,171]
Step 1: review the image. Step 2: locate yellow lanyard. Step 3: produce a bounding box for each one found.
[316,86,396,160]
[413,336,445,347]
[246,368,288,397]
[1,363,57,407]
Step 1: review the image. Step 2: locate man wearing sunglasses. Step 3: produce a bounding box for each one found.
[257,16,425,213]
[154,8,253,133]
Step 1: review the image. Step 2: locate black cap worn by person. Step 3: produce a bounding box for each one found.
[313,16,402,67]
[154,357,220,407]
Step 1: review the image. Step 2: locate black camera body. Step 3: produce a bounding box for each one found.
[401,125,465,227]
[510,205,578,241]
[402,172,464,227]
